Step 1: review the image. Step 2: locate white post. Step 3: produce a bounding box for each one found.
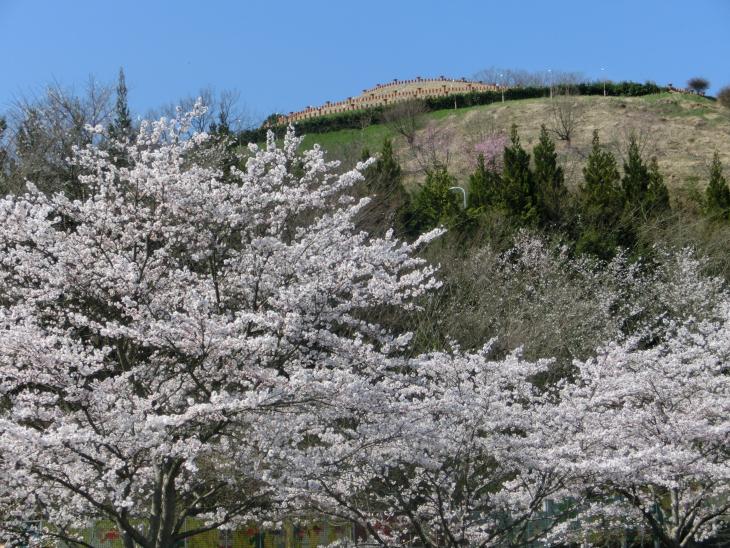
[548,68,553,99]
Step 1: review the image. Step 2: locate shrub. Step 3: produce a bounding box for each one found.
[405,165,461,234]
[718,85,730,109]
[687,77,710,94]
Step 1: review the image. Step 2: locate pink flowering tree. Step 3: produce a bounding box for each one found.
[472,133,509,171]
[0,109,443,548]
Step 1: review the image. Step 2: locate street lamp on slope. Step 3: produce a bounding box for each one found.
[449,186,467,209]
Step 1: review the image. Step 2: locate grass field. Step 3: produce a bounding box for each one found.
[296,93,730,197]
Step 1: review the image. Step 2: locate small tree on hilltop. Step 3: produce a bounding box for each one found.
[549,91,584,145]
[383,99,427,147]
[687,76,710,94]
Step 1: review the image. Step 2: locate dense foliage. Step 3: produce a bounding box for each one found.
[0,88,728,548]
[406,125,678,262]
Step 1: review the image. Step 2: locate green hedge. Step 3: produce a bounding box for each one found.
[238,81,666,145]
[237,107,385,144]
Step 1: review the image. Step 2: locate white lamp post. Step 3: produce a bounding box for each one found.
[449,186,467,209]
[548,68,553,99]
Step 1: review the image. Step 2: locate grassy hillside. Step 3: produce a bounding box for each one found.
[300,92,730,201]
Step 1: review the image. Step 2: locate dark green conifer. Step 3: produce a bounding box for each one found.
[533,125,566,226]
[582,131,621,203]
[107,68,134,171]
[621,133,650,206]
[577,131,626,257]
[367,138,402,194]
[705,151,730,220]
[406,164,460,234]
[643,157,670,216]
[0,117,8,194]
[360,138,411,236]
[501,124,538,225]
[109,68,133,143]
[467,154,500,210]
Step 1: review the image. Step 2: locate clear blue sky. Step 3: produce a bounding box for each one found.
[1,0,729,122]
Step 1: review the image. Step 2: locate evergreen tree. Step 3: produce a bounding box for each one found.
[0,117,7,179]
[366,138,402,193]
[406,164,460,234]
[582,131,622,204]
[705,151,730,220]
[643,157,671,216]
[109,67,133,143]
[501,124,538,225]
[577,131,626,257]
[107,68,134,171]
[0,117,11,195]
[621,133,650,207]
[360,138,410,236]
[467,154,500,210]
[533,125,567,226]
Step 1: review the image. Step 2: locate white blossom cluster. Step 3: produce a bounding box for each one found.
[0,109,727,548]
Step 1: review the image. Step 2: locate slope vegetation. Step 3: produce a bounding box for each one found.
[301,92,730,197]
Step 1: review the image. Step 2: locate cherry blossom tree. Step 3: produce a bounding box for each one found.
[548,301,730,547]
[3,102,728,548]
[0,108,443,548]
[272,345,575,547]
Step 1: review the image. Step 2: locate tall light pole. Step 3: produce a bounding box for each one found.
[601,67,606,96]
[499,73,504,103]
[548,68,553,99]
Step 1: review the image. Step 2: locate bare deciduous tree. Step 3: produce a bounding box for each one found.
[156,87,253,134]
[4,76,114,195]
[617,126,657,166]
[474,66,585,88]
[548,90,585,145]
[411,123,455,174]
[382,99,426,147]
